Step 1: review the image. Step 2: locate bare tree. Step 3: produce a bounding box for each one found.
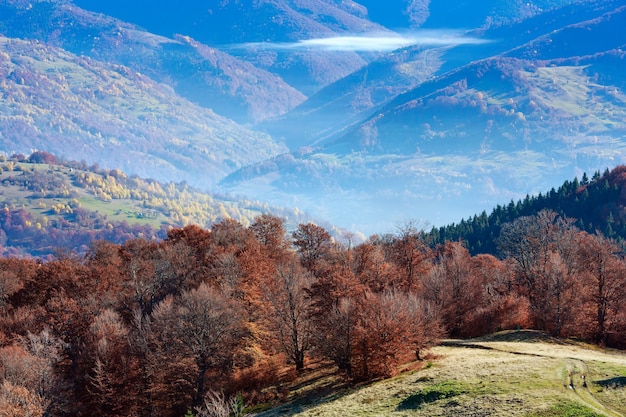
[313,297,358,376]
[405,294,444,361]
[0,329,65,416]
[260,256,313,371]
[497,210,580,330]
[177,284,246,408]
[195,390,248,417]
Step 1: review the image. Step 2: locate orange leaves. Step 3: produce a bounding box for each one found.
[0,380,47,417]
[0,329,63,416]
[0,211,624,415]
[258,257,313,371]
[354,291,424,378]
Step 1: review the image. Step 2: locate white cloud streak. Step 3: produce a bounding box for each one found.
[241,30,490,52]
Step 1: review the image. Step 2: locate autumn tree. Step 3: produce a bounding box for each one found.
[83,240,124,310]
[497,210,581,332]
[466,254,531,335]
[384,221,432,291]
[145,296,195,416]
[210,219,254,256]
[313,296,359,376]
[292,223,333,274]
[0,270,22,314]
[0,379,47,417]
[165,225,214,289]
[351,241,398,292]
[575,233,626,344]
[536,251,580,336]
[420,241,477,337]
[207,219,260,300]
[85,309,137,416]
[40,291,94,415]
[177,283,247,408]
[250,214,290,262]
[354,290,421,379]
[404,294,444,361]
[0,329,65,416]
[0,345,50,417]
[259,256,313,371]
[120,239,160,317]
[120,238,194,318]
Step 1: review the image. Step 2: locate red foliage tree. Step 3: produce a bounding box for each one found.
[258,256,313,371]
[292,223,333,274]
[354,290,423,379]
[422,241,479,337]
[575,232,626,344]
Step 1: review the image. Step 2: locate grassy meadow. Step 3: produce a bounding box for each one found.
[259,331,626,417]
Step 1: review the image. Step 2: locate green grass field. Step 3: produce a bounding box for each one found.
[258,331,626,417]
[0,164,164,228]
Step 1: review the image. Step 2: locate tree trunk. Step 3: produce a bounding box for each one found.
[193,360,208,409]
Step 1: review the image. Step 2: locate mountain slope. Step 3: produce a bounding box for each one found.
[259,332,626,417]
[0,35,285,185]
[221,2,626,235]
[263,0,622,150]
[2,0,626,236]
[422,0,580,28]
[428,165,626,255]
[262,45,444,148]
[73,0,390,94]
[0,155,310,257]
[0,0,306,122]
[357,0,579,29]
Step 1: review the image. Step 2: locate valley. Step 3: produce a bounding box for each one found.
[0,3,625,414]
[3,0,624,235]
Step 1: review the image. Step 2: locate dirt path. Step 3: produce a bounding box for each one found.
[445,336,626,417]
[562,358,622,417]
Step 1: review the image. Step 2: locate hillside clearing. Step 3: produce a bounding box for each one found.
[258,331,626,417]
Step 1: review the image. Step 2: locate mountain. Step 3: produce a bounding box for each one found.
[1,0,626,236]
[261,44,444,148]
[0,154,312,257]
[0,35,284,185]
[221,1,626,235]
[421,0,580,29]
[262,0,619,149]
[357,0,579,29]
[72,0,390,95]
[0,0,306,122]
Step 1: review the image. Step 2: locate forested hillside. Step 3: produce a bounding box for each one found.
[428,165,626,255]
[1,1,626,414]
[0,206,624,415]
[0,152,309,258]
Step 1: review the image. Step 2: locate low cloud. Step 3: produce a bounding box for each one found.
[240,30,489,52]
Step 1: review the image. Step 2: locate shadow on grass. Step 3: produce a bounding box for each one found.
[596,376,626,389]
[396,381,463,411]
[254,363,352,416]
